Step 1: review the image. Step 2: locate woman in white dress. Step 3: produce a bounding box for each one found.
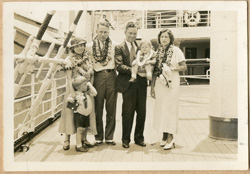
[151,29,187,150]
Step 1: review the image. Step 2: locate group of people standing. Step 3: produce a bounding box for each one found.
[58,20,187,152]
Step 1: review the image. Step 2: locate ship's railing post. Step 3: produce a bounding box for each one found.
[30,73,35,131]
[51,77,57,118]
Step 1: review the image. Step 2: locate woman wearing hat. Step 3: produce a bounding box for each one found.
[58,37,97,152]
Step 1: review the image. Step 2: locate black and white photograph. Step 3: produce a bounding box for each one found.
[3,1,248,171]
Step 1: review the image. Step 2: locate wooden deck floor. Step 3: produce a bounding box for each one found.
[14,85,238,162]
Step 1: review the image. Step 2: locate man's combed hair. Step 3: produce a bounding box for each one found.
[125,21,137,31]
[97,21,109,29]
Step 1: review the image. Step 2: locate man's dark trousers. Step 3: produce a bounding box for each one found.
[94,70,117,141]
[121,75,147,144]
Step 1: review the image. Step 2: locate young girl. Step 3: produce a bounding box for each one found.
[58,37,96,152]
[129,40,156,82]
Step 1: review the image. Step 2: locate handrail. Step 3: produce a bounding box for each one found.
[145,10,211,29]
[14,71,66,141]
[186,58,210,62]
[14,10,84,152]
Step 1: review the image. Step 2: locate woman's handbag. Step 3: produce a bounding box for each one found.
[159,64,173,88]
[159,73,171,87]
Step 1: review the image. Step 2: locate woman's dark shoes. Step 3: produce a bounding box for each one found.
[122,143,130,148]
[135,142,146,147]
[63,140,70,150]
[75,145,88,152]
[82,140,94,148]
[105,140,116,146]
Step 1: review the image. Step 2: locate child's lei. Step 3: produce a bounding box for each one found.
[136,50,154,67]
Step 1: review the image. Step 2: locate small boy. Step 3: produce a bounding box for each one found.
[129,40,156,82]
[67,75,97,152]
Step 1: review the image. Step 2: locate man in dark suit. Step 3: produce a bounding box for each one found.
[115,21,147,148]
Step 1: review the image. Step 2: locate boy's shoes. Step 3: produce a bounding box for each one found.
[129,78,136,83]
[105,140,116,146]
[82,140,94,148]
[94,140,103,146]
[63,140,70,150]
[75,145,88,152]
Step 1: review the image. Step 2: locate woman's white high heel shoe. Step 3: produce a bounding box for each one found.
[160,140,167,147]
[163,138,175,150]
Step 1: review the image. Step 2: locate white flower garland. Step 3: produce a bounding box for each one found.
[92,37,112,66]
[136,50,154,67]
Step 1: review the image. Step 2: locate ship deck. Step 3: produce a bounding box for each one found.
[14,85,237,162]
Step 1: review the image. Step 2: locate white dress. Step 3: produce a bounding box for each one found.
[153,46,185,134]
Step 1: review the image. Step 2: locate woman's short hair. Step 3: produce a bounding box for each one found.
[158,29,174,45]
[139,39,152,49]
[125,21,137,31]
[97,21,109,29]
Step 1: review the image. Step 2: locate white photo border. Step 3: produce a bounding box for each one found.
[3,1,248,171]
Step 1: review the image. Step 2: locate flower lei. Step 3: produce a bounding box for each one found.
[64,51,92,81]
[136,50,154,67]
[92,36,112,66]
[154,44,174,77]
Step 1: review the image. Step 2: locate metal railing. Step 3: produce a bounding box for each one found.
[14,68,66,142]
[92,10,211,31]
[145,10,211,29]
[13,10,83,152]
[180,58,210,82]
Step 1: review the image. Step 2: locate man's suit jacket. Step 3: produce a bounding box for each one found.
[115,41,139,93]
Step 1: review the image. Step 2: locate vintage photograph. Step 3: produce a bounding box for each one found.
[3,1,248,171]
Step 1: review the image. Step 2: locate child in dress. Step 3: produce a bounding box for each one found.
[129,40,156,82]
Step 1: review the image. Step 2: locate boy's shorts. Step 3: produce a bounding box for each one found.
[74,112,90,128]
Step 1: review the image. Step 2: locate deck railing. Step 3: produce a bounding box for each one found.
[180,58,210,83]
[145,10,211,29]
[14,67,66,146]
[13,10,84,152]
[97,10,211,30]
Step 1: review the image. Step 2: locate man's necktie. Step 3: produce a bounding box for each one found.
[102,41,105,50]
[130,42,136,65]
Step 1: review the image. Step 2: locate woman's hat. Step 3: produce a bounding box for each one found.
[70,38,87,48]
